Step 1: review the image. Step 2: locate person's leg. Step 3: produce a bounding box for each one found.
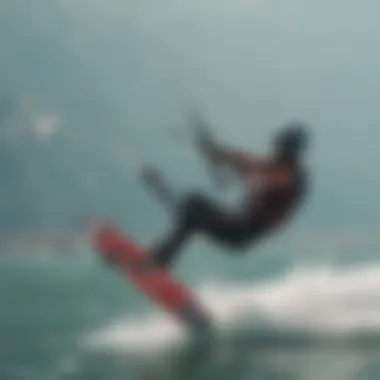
[140,166,177,212]
[140,166,257,267]
[150,193,254,267]
[149,226,189,267]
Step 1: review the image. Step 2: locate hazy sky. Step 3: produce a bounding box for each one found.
[0,0,378,236]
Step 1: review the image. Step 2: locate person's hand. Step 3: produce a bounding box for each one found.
[196,129,217,158]
[139,165,162,188]
[188,110,218,158]
[191,117,220,162]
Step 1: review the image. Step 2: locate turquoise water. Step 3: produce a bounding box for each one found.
[3,253,380,380]
[1,0,380,379]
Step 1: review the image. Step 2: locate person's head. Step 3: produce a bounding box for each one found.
[272,122,309,164]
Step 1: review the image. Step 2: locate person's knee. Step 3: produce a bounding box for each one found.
[223,231,257,251]
[178,193,209,226]
[182,193,208,210]
[229,238,251,251]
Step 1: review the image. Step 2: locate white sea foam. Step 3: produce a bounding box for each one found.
[86,264,380,353]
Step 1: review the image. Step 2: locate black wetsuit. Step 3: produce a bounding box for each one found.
[151,165,306,267]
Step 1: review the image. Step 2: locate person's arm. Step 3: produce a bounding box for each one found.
[197,132,298,190]
[199,136,269,177]
[211,144,268,173]
[139,166,176,211]
[189,111,270,179]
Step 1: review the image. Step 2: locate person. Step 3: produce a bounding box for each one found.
[141,120,309,268]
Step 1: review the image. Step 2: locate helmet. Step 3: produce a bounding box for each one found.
[274,122,308,155]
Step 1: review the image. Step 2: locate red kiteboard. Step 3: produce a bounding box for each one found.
[92,223,211,330]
